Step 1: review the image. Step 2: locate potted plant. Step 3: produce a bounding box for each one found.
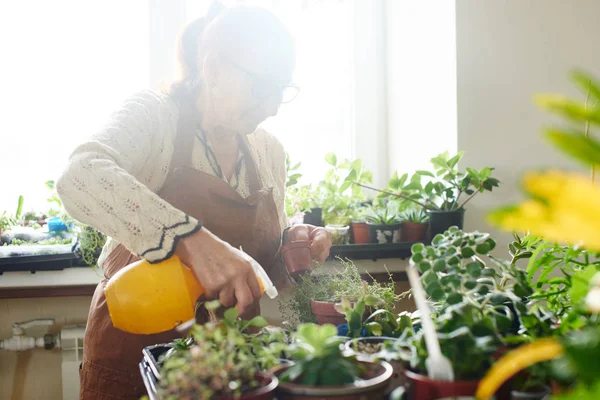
[156,302,282,400]
[365,204,402,244]
[349,204,371,244]
[400,228,539,400]
[278,258,396,328]
[274,323,393,399]
[318,153,373,244]
[401,208,429,242]
[354,152,500,238]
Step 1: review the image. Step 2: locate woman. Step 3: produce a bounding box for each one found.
[57,3,331,399]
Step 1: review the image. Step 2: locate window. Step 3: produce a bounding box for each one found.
[0,1,149,212]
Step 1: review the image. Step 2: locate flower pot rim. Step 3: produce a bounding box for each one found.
[366,222,402,227]
[274,360,393,396]
[427,209,465,215]
[234,372,279,399]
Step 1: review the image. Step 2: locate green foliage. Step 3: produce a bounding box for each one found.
[535,69,600,167]
[0,211,15,231]
[375,152,499,212]
[512,233,600,332]
[279,323,362,386]
[402,228,559,380]
[318,153,373,225]
[365,203,401,225]
[159,303,284,399]
[278,258,397,327]
[77,225,107,268]
[401,207,429,223]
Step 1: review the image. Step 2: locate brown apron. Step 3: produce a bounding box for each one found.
[79,94,288,399]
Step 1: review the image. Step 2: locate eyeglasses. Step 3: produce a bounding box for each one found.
[222,56,300,104]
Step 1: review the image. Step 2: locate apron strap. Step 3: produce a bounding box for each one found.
[169,91,264,193]
[237,133,263,193]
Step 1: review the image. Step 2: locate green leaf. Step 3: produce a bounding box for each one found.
[364,295,382,307]
[350,158,363,174]
[365,322,383,336]
[340,180,352,193]
[418,261,431,273]
[433,259,446,272]
[545,129,600,166]
[536,94,600,125]
[205,300,221,310]
[571,69,600,102]
[325,153,337,167]
[467,262,482,278]
[416,170,435,178]
[447,153,463,169]
[461,246,475,258]
[224,307,239,323]
[569,267,598,304]
[447,293,463,305]
[248,315,268,328]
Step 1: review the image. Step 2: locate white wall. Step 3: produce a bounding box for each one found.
[456,0,600,254]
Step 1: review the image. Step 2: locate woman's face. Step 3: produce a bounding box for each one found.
[204,47,296,135]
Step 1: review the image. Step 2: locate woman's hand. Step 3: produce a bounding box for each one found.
[286,224,332,263]
[175,228,262,317]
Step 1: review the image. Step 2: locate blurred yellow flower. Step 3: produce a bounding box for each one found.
[488,170,600,252]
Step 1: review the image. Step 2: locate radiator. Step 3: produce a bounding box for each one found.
[60,325,85,400]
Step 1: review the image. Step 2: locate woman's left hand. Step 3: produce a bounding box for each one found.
[286,224,332,263]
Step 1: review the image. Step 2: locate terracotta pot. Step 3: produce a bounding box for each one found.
[367,223,402,244]
[404,370,479,400]
[274,360,393,400]
[350,222,370,244]
[310,299,347,326]
[402,221,428,242]
[282,240,312,278]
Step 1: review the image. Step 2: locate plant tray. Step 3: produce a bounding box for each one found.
[0,252,79,273]
[329,241,428,261]
[139,343,173,399]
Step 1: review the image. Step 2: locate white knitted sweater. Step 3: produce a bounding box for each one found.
[56,90,288,267]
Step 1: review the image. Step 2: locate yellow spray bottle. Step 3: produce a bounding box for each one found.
[104,251,278,335]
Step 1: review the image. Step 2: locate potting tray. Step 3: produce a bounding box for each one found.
[329,241,429,261]
[0,252,79,273]
[140,343,173,400]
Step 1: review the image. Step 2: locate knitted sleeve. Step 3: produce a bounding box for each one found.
[56,90,201,263]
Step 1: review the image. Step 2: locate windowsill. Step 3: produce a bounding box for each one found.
[0,252,411,299]
[328,241,420,261]
[0,266,103,299]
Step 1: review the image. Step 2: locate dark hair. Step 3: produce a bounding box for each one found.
[169,2,295,99]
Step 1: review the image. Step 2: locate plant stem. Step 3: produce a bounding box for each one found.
[352,182,438,210]
[457,184,483,210]
[583,84,596,183]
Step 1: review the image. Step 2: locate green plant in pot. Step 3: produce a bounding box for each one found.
[319,153,373,244]
[158,301,280,400]
[349,204,372,244]
[278,258,397,328]
[401,207,429,242]
[365,202,402,244]
[400,228,544,400]
[275,323,393,399]
[355,152,500,239]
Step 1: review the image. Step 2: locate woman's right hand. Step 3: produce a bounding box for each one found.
[175,228,263,317]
